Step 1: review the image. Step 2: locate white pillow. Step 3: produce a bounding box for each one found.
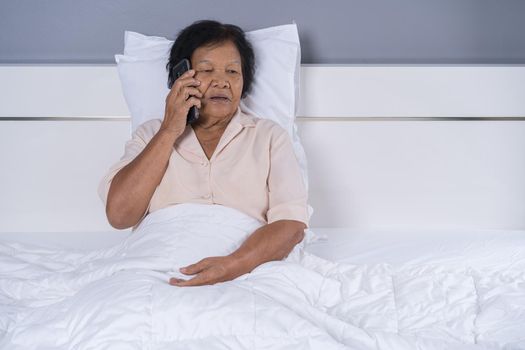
[114,24,314,230]
[117,24,300,136]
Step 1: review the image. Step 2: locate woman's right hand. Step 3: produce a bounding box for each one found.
[160,69,202,137]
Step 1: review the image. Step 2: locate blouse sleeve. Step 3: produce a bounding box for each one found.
[97,120,159,221]
[266,125,310,228]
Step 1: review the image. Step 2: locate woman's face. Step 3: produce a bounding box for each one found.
[191,40,244,121]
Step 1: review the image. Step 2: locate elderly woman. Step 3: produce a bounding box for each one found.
[99,20,309,288]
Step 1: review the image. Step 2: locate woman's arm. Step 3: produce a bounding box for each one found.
[105,128,181,229]
[170,219,305,287]
[106,69,202,229]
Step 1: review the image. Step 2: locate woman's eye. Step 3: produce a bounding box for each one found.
[228,70,239,74]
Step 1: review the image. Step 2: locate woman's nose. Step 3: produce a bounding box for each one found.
[211,72,230,88]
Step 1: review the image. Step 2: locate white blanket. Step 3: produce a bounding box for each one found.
[1,203,524,349]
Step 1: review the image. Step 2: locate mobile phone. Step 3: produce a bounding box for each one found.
[169,58,199,125]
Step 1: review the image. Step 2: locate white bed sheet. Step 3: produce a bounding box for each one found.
[2,212,525,349]
[1,228,524,268]
[307,228,525,268]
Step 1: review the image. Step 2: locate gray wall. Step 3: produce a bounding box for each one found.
[1,0,524,64]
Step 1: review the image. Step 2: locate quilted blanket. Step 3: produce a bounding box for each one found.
[1,203,524,349]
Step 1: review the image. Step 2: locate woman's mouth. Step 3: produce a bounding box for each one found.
[209,96,231,103]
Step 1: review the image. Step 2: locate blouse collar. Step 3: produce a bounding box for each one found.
[174,107,257,160]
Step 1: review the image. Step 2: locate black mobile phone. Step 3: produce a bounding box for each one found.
[169,58,199,125]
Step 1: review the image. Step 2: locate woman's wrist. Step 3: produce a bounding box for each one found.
[228,249,258,275]
[158,126,184,141]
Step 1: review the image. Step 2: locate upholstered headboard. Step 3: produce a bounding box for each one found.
[1,64,524,232]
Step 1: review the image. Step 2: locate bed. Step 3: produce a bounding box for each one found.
[1,63,525,349]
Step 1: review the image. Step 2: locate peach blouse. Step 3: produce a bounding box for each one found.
[98,108,309,230]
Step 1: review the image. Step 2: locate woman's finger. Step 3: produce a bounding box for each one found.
[179,77,201,88]
[180,258,208,275]
[180,69,195,78]
[166,84,201,107]
[174,270,214,287]
[182,87,203,100]
[168,277,185,285]
[172,69,195,83]
[186,96,202,109]
[173,75,200,91]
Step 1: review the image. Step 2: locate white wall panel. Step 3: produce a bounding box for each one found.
[298,120,525,229]
[0,120,130,232]
[0,65,129,117]
[298,65,525,118]
[1,65,525,118]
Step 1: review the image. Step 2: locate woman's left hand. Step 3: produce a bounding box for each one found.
[169,256,242,287]
[169,220,305,287]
